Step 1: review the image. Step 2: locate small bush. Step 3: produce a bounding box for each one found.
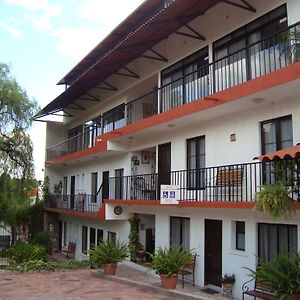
[89,239,128,265]
[150,246,192,277]
[6,242,46,264]
[8,260,55,272]
[7,259,90,272]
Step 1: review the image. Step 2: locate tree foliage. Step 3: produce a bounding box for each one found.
[0,63,39,178]
[0,174,40,230]
[0,63,41,239]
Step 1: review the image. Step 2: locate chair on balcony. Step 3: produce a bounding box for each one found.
[133,176,156,200]
[213,166,244,201]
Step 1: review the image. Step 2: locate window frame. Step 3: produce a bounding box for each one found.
[170,216,190,250]
[186,135,206,190]
[260,114,293,155]
[258,223,297,261]
[235,221,245,251]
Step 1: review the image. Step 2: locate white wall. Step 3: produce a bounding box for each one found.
[123,205,300,299]
[60,215,130,260]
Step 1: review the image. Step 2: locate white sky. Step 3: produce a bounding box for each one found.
[0,0,145,180]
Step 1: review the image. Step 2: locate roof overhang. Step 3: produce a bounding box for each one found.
[36,0,223,119]
[254,144,300,162]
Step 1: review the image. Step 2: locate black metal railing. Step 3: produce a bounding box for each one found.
[47,126,101,161]
[46,22,300,161]
[108,159,300,202]
[45,194,101,213]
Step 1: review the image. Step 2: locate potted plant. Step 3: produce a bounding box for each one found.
[150,246,192,289]
[222,273,235,297]
[88,239,128,275]
[246,252,300,300]
[254,181,295,218]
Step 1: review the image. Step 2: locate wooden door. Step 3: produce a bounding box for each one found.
[158,142,171,196]
[102,171,109,200]
[205,219,222,287]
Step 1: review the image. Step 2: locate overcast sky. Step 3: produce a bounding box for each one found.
[0,0,145,180]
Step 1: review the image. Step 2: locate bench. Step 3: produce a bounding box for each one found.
[242,277,277,300]
[214,166,244,201]
[178,253,197,288]
[61,242,76,259]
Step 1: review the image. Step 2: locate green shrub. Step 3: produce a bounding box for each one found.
[6,242,46,264]
[7,259,90,272]
[31,231,51,249]
[150,246,192,277]
[245,252,300,299]
[89,239,128,265]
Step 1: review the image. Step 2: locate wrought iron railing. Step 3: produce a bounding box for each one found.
[46,126,101,161]
[46,22,300,161]
[45,194,101,213]
[108,159,300,202]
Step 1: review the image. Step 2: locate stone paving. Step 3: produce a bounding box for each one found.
[0,269,173,300]
[0,259,234,300]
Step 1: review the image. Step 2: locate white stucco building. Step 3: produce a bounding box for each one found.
[38,1,300,298]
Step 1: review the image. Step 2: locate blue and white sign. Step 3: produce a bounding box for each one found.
[160,185,179,204]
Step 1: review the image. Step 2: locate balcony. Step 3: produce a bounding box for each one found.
[45,194,101,214]
[107,159,300,203]
[46,23,300,162]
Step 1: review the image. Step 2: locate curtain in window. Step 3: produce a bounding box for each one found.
[258,223,297,261]
[170,217,190,250]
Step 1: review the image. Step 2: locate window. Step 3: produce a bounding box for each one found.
[187,136,205,189]
[68,125,83,153]
[108,231,116,242]
[261,115,293,154]
[90,228,96,250]
[170,217,190,250]
[82,226,88,253]
[91,172,98,203]
[261,115,293,183]
[258,223,297,261]
[84,117,101,149]
[161,47,209,112]
[103,104,125,133]
[213,5,287,91]
[236,221,245,251]
[97,229,103,244]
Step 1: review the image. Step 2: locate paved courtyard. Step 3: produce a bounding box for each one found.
[0,269,173,300]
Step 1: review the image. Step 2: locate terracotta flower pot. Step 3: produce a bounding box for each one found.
[103,263,117,275]
[160,274,178,289]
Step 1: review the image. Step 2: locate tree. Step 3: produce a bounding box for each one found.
[0,63,40,241]
[0,63,39,178]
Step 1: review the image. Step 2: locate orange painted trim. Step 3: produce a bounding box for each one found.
[47,62,300,167]
[105,199,255,209]
[106,199,300,210]
[46,140,108,166]
[97,205,106,219]
[44,207,105,220]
